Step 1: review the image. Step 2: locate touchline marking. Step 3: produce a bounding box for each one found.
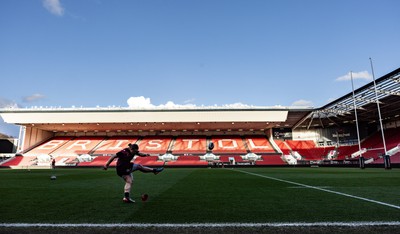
[0,222,399,228]
[235,169,400,210]
[287,186,332,189]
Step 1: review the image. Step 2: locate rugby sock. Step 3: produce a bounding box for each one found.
[124,192,129,198]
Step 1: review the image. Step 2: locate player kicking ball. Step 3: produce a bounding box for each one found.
[103,143,164,203]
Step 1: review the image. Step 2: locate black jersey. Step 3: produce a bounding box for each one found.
[115,148,147,176]
[116,148,135,167]
[115,148,135,176]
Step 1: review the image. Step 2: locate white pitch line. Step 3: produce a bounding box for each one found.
[235,169,400,210]
[0,222,400,228]
[287,186,332,189]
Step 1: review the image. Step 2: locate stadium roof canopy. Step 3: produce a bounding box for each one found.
[295,67,400,129]
[0,107,312,134]
[0,67,399,134]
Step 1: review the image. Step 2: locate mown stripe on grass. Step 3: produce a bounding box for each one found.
[1,221,400,227]
[235,169,400,210]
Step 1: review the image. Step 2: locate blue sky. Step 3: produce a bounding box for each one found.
[1,0,399,137]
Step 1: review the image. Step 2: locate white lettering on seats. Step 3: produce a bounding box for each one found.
[66,140,92,150]
[109,140,129,149]
[182,139,199,149]
[248,139,269,149]
[38,140,65,150]
[145,140,163,149]
[218,139,238,149]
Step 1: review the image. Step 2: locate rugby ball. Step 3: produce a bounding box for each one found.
[208,142,214,150]
[50,175,57,180]
[141,193,149,202]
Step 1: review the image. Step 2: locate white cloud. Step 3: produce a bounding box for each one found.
[336,71,372,82]
[291,99,314,107]
[23,94,46,103]
[127,96,316,110]
[42,0,64,16]
[222,102,252,108]
[127,96,254,109]
[127,96,155,108]
[183,98,195,104]
[0,98,18,108]
[158,101,197,109]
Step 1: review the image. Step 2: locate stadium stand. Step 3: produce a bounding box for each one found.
[2,127,400,168]
[0,155,36,168]
[171,136,207,154]
[284,140,335,160]
[219,155,244,164]
[373,153,400,164]
[274,139,291,155]
[255,155,286,165]
[333,128,400,162]
[50,156,77,167]
[133,156,165,167]
[78,156,113,167]
[245,136,277,154]
[167,156,208,166]
[2,128,399,168]
[91,137,139,155]
[335,145,360,160]
[138,136,172,154]
[23,136,73,156]
[50,137,105,156]
[209,136,247,154]
[0,155,24,167]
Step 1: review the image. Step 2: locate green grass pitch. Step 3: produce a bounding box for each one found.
[0,167,399,224]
